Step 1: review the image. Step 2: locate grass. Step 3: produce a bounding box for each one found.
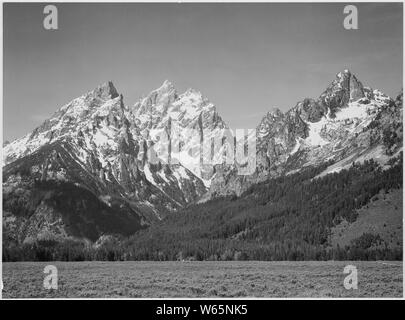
[331,189,403,249]
[2,261,403,298]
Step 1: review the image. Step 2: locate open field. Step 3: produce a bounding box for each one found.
[2,261,403,298]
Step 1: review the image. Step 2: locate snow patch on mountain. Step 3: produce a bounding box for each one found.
[305,118,329,147]
[334,102,368,121]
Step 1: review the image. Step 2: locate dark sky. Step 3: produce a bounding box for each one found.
[3,2,403,141]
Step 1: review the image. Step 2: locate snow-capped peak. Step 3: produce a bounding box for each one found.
[255,69,400,172]
[337,69,351,78]
[157,79,176,94]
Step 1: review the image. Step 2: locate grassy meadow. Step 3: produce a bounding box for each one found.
[2,261,402,298]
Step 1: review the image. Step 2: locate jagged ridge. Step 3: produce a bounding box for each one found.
[2,70,403,244]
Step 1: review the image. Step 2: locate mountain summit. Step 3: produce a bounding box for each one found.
[93,81,120,100]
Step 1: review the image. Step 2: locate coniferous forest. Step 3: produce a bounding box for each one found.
[3,153,403,262]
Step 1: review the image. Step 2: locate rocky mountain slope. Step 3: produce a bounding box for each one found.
[3,81,225,243]
[3,69,403,244]
[208,70,403,197]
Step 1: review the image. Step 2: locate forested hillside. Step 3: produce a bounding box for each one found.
[4,153,402,262]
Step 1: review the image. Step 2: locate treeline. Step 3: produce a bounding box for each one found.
[3,153,403,262]
[3,234,402,262]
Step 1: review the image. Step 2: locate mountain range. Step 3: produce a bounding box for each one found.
[2,69,403,246]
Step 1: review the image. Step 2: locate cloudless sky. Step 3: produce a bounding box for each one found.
[3,3,403,141]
